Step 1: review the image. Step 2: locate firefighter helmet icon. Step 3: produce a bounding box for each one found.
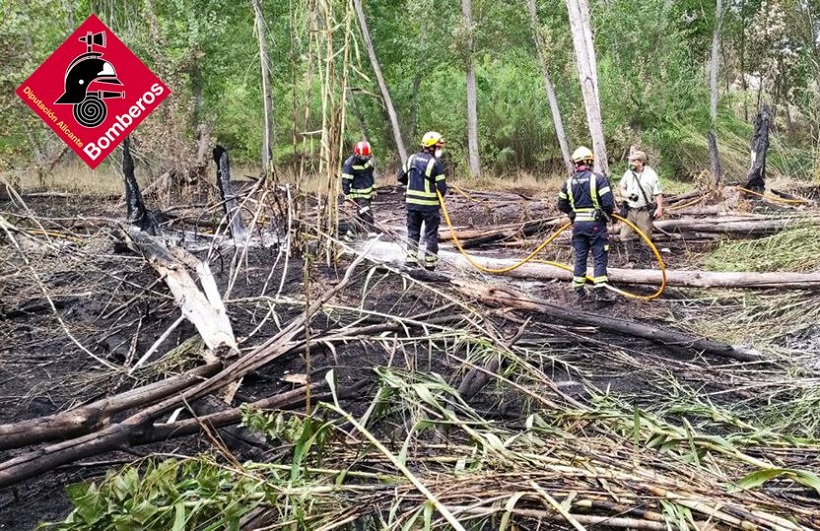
[55,31,125,128]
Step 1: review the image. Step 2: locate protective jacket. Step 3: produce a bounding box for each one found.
[557,166,615,291]
[397,151,446,212]
[341,155,375,199]
[557,168,614,221]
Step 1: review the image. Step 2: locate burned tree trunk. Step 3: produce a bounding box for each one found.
[213,145,248,241]
[123,136,159,234]
[744,105,772,194]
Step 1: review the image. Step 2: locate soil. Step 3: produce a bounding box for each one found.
[0,182,809,528]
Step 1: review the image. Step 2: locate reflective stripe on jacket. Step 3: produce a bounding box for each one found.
[398,151,446,211]
[342,155,375,199]
[557,169,614,221]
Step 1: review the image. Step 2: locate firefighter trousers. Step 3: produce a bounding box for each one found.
[406,209,440,269]
[352,197,375,231]
[571,220,609,289]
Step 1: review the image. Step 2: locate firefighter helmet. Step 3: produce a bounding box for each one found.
[571,146,594,164]
[421,131,444,148]
[353,140,372,159]
[55,53,123,105]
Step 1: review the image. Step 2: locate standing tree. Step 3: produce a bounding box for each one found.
[252,0,275,180]
[709,0,724,185]
[352,0,407,164]
[565,0,608,175]
[526,0,573,176]
[462,0,481,178]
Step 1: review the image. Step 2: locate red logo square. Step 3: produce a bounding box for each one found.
[16,14,170,169]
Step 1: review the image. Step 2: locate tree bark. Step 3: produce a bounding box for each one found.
[251,0,275,179]
[457,283,763,361]
[526,0,573,175]
[352,0,407,164]
[709,0,723,185]
[565,0,608,175]
[122,136,157,234]
[462,0,481,177]
[435,251,820,289]
[213,145,249,241]
[707,130,722,185]
[124,226,240,360]
[744,105,772,193]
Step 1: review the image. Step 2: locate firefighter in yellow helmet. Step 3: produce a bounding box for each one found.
[557,147,616,302]
[397,131,447,271]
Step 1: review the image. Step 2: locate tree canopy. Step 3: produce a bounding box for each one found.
[1,0,819,182]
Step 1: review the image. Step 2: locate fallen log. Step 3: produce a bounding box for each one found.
[439,218,563,243]
[456,283,763,362]
[358,240,820,288]
[653,215,820,235]
[124,225,239,360]
[450,254,820,288]
[0,363,220,451]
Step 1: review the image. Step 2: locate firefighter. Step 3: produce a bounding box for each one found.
[341,140,376,241]
[398,131,447,271]
[557,146,616,302]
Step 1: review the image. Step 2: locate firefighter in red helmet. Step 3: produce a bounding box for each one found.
[341,140,376,241]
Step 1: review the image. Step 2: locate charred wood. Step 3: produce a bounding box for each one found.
[123,225,239,361]
[0,257,364,488]
[213,145,248,241]
[744,105,772,194]
[457,283,764,362]
[0,364,220,451]
[122,136,161,234]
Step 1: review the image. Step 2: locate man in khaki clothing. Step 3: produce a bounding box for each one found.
[619,151,663,243]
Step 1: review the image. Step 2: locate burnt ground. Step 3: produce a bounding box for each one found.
[0,183,816,528]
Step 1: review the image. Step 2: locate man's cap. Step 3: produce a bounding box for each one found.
[628,151,647,163]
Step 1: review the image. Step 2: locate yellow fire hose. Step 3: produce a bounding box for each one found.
[439,187,667,301]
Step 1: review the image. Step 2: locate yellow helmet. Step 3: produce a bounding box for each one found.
[571,146,594,164]
[421,131,444,148]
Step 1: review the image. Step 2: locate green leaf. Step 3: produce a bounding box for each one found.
[172,501,187,531]
[66,482,105,524]
[130,500,159,525]
[733,467,820,495]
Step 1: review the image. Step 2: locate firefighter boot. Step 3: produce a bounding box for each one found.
[404,250,419,269]
[593,286,616,303]
[572,287,588,302]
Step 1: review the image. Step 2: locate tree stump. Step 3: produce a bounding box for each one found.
[744,105,772,194]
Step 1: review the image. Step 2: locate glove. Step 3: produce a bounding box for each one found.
[568,212,576,223]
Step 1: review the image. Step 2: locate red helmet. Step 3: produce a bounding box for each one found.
[353,141,372,158]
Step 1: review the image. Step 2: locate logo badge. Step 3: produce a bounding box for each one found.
[16,14,170,169]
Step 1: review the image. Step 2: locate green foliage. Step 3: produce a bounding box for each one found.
[733,467,820,495]
[702,226,820,273]
[46,458,267,530]
[2,0,820,181]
